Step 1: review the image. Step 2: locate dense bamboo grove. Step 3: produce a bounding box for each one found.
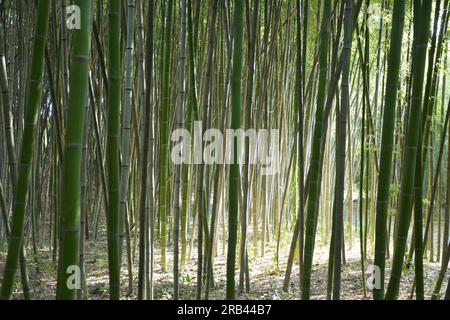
[1,0,450,301]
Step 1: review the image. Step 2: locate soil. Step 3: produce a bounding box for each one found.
[1,230,447,300]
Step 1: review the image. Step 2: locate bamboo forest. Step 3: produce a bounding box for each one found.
[1,0,450,302]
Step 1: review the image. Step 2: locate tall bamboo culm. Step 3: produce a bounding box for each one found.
[301,0,332,300]
[0,0,51,300]
[56,0,93,300]
[106,0,122,300]
[373,0,407,300]
[385,0,432,300]
[227,0,245,300]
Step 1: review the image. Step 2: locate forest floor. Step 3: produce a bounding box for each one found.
[0,229,448,300]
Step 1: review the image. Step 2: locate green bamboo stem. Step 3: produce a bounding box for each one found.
[159,0,174,273]
[373,0,406,300]
[0,0,51,300]
[173,0,186,300]
[385,0,432,300]
[119,0,136,265]
[106,0,122,300]
[56,0,92,300]
[301,0,331,300]
[332,0,352,300]
[227,0,244,300]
